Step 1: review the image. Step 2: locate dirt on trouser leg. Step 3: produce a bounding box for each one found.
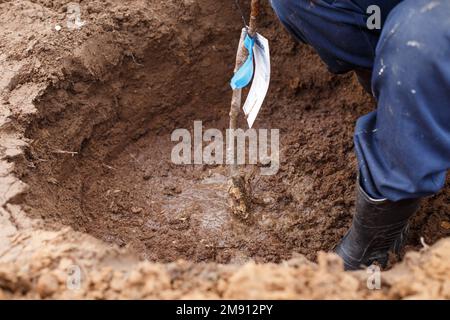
[0,0,449,299]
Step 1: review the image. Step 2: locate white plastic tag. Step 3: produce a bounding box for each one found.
[243,33,271,128]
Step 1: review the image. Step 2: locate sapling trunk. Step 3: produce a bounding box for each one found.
[228,0,260,220]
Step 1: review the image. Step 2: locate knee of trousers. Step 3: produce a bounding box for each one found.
[372,0,450,96]
[363,0,450,200]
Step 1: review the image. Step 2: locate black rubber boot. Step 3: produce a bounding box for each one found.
[335,181,421,271]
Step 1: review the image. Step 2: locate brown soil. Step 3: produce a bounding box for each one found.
[0,0,449,299]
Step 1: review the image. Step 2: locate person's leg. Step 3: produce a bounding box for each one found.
[269,0,402,73]
[355,0,450,201]
[337,0,450,270]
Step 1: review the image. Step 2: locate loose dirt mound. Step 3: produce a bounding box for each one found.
[0,0,449,299]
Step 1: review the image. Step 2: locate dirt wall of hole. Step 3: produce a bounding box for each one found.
[7,0,449,265]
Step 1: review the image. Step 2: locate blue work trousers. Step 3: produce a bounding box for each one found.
[271,0,450,201]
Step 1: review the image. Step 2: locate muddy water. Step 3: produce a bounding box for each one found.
[162,173,229,239]
[77,128,291,263]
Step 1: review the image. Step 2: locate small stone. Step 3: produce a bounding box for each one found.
[55,25,62,31]
[440,221,450,230]
[110,273,124,291]
[115,13,125,21]
[163,185,182,196]
[131,207,143,214]
[47,177,58,185]
[58,258,73,270]
[128,270,143,285]
[143,172,152,180]
[36,274,59,298]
